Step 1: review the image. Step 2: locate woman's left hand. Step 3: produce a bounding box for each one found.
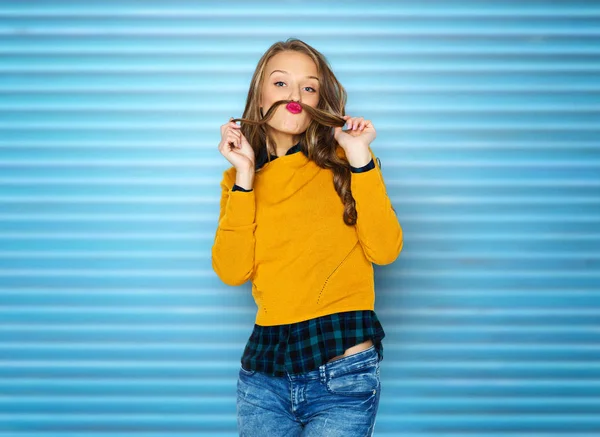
[333,115,377,154]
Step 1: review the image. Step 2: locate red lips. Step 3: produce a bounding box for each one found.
[286,102,302,114]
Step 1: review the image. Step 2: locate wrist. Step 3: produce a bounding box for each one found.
[345,147,372,168]
[235,170,255,190]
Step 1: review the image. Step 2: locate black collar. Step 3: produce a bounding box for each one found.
[255,141,307,170]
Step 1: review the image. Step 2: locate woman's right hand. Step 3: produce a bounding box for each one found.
[219,118,255,172]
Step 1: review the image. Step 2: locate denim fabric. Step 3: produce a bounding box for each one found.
[236,344,381,436]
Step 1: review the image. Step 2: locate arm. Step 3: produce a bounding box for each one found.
[211,168,257,285]
[350,147,403,265]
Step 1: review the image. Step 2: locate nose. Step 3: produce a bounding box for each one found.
[289,87,301,102]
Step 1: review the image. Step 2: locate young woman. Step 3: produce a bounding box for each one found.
[212,38,403,436]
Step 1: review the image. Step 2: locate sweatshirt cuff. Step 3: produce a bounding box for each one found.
[223,188,256,227]
[350,149,386,197]
[350,158,375,173]
[232,184,253,192]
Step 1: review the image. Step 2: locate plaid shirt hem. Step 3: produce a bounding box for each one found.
[240,309,385,377]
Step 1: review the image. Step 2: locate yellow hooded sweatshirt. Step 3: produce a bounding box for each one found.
[211,145,403,326]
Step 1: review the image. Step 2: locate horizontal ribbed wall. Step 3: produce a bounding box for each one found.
[1,1,599,435]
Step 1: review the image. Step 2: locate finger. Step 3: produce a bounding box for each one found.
[349,118,360,130]
[227,140,241,150]
[227,132,240,147]
[228,132,241,148]
[342,115,352,129]
[228,134,241,148]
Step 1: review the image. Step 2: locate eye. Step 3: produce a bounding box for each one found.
[274,81,317,93]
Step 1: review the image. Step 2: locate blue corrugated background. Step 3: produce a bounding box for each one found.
[1,1,599,435]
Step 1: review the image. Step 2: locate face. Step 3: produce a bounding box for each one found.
[259,51,320,138]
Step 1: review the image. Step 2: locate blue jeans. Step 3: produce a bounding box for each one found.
[236,344,381,436]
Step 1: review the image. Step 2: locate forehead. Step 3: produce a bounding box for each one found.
[265,51,318,76]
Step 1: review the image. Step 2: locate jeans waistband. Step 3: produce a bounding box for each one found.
[286,344,378,381]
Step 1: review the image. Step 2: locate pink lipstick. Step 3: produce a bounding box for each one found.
[286,101,302,114]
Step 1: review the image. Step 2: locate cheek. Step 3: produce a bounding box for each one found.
[306,99,319,114]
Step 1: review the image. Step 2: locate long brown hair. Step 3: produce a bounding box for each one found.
[231,38,360,226]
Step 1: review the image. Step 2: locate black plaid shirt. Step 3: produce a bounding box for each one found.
[240,310,385,376]
[233,142,384,376]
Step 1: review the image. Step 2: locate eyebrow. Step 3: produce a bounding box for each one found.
[269,69,320,82]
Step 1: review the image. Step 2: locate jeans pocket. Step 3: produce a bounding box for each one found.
[325,360,380,397]
[239,365,256,376]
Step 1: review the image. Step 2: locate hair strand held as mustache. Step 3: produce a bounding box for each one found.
[231,100,346,128]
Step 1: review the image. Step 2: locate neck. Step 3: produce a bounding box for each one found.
[268,130,300,157]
